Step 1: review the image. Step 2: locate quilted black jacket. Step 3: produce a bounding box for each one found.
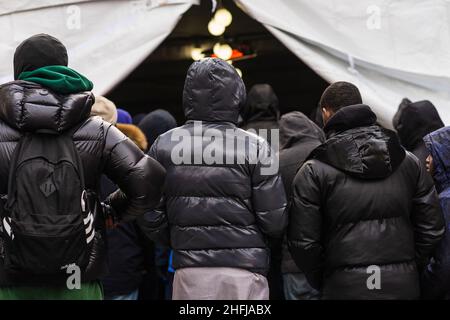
[0,80,165,285]
[142,58,287,276]
[288,104,444,299]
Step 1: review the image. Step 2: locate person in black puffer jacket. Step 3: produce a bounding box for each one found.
[278,111,325,300]
[0,34,166,300]
[240,83,282,299]
[393,98,444,166]
[288,81,444,300]
[138,109,178,300]
[139,58,287,300]
[100,123,153,301]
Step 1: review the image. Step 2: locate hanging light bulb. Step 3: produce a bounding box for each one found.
[191,47,205,61]
[235,68,243,78]
[214,8,233,27]
[213,43,233,61]
[208,18,225,36]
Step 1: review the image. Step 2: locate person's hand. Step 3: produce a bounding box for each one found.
[426,154,434,175]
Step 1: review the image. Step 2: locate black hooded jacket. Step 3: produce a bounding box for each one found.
[278,111,325,274]
[288,104,444,299]
[241,84,280,145]
[393,99,444,165]
[0,80,166,285]
[142,58,287,276]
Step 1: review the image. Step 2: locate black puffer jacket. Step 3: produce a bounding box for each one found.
[393,98,444,165]
[0,80,165,285]
[288,104,444,299]
[144,58,287,276]
[278,111,325,274]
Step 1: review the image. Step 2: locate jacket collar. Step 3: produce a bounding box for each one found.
[324,104,377,138]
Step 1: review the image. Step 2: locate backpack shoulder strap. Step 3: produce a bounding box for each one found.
[5,132,31,207]
[65,120,88,138]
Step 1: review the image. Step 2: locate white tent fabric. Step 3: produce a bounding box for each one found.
[235,0,450,127]
[1,0,448,126]
[0,0,197,94]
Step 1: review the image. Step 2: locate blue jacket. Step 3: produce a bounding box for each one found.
[423,126,450,299]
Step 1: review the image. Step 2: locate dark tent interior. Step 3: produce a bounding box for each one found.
[106,0,329,124]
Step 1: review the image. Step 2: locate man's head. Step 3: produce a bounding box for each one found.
[319,81,362,124]
[138,109,177,147]
[242,84,279,123]
[14,34,68,80]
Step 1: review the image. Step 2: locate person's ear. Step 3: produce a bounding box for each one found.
[322,107,332,124]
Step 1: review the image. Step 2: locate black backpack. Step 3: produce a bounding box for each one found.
[1,129,94,277]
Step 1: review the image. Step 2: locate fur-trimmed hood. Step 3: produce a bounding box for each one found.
[116,123,148,151]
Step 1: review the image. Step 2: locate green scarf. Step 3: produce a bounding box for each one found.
[18,65,93,94]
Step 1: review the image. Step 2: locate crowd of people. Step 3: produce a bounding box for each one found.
[0,33,448,300]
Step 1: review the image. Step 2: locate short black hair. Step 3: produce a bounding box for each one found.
[319,81,362,112]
